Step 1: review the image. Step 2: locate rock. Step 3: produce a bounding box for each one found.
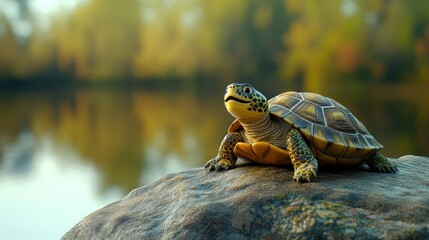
[62,155,429,239]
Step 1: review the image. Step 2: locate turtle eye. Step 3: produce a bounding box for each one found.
[243,86,252,94]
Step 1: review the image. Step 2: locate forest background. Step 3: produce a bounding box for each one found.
[1,0,429,92]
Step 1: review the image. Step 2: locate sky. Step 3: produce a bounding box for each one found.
[0,0,85,38]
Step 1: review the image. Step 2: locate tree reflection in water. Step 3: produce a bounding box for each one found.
[0,87,427,194]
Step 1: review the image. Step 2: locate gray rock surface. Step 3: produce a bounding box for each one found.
[62,155,429,239]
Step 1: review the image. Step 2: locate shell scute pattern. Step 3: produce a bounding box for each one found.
[283,91,302,99]
[269,92,382,160]
[292,101,325,126]
[348,113,369,134]
[301,92,332,107]
[332,98,351,113]
[282,96,301,109]
[324,107,356,134]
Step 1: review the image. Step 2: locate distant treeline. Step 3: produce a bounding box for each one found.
[1,0,429,91]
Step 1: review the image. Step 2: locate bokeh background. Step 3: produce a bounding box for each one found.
[1,0,429,239]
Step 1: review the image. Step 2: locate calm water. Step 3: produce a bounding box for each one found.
[0,86,428,239]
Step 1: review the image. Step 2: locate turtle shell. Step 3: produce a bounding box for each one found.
[267,92,382,166]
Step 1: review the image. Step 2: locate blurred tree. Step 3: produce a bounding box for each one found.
[132,0,202,80]
[52,0,140,80]
[202,0,289,83]
[281,0,429,92]
[0,17,20,79]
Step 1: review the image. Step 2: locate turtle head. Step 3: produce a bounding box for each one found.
[224,83,268,121]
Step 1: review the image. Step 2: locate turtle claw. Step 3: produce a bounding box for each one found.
[293,162,317,183]
[215,165,221,171]
[205,158,233,171]
[377,164,398,173]
[369,162,398,173]
[294,176,303,183]
[204,159,213,169]
[387,163,399,173]
[208,164,216,171]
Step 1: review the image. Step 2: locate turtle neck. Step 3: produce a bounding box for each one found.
[239,114,291,149]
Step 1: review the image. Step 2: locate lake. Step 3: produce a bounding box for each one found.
[0,84,428,239]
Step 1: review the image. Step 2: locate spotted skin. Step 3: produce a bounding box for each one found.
[205,132,243,171]
[367,152,398,173]
[286,128,318,182]
[248,93,268,113]
[231,84,268,113]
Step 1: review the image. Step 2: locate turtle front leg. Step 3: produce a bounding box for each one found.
[205,132,243,171]
[286,128,318,183]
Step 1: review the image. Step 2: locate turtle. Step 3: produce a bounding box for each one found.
[204,83,398,183]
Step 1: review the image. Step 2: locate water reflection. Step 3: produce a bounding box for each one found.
[0,133,121,240]
[0,87,428,239]
[0,89,231,193]
[1,131,34,175]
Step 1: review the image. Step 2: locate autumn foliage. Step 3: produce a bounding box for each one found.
[1,0,429,91]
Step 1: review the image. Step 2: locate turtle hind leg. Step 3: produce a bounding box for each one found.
[287,128,318,183]
[366,152,398,173]
[205,132,243,171]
